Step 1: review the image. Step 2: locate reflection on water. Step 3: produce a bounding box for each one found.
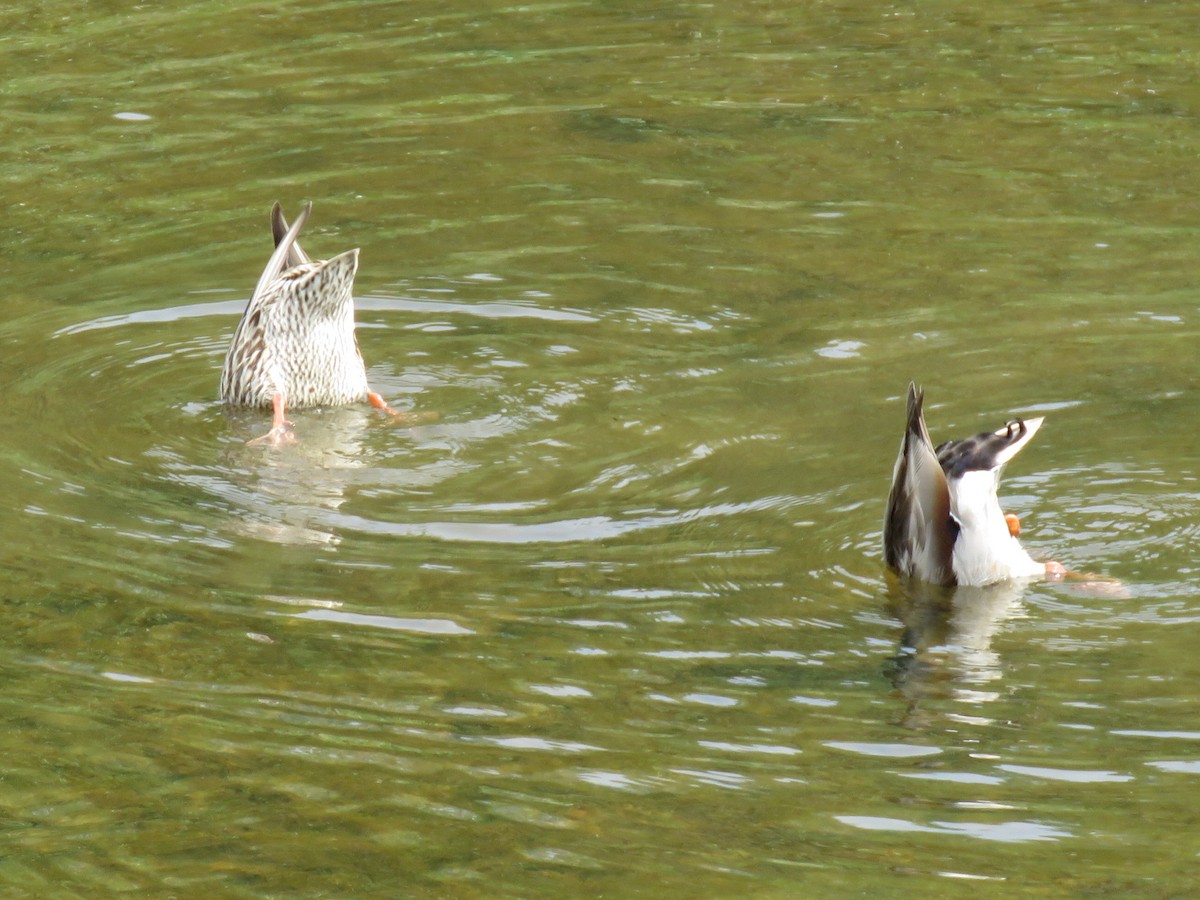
[885,576,1029,718]
[2,0,1200,895]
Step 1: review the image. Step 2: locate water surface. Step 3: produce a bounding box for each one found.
[1,0,1199,895]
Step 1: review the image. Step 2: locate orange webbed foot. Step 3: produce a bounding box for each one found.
[1044,560,1129,596]
[1044,560,1068,580]
[1009,510,1125,594]
[246,393,296,446]
[247,422,297,447]
[367,391,439,425]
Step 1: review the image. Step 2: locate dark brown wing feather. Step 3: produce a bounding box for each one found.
[884,383,957,586]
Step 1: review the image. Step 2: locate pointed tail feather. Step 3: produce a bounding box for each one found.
[271,201,312,268]
[252,202,312,303]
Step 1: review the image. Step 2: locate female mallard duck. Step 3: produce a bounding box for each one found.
[219,201,403,445]
[884,383,1064,586]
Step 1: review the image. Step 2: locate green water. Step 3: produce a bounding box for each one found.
[1,0,1199,895]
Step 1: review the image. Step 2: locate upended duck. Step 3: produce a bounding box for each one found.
[220,202,409,446]
[884,383,1065,587]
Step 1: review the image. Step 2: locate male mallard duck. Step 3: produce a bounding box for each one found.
[884,383,1064,586]
[220,202,404,445]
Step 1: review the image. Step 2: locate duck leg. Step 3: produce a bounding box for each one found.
[367,390,396,415]
[368,390,438,425]
[1005,512,1068,578]
[248,393,297,446]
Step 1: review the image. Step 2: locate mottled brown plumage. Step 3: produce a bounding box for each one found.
[220,202,400,445]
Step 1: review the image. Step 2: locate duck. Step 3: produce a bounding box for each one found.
[884,382,1064,587]
[219,202,405,445]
